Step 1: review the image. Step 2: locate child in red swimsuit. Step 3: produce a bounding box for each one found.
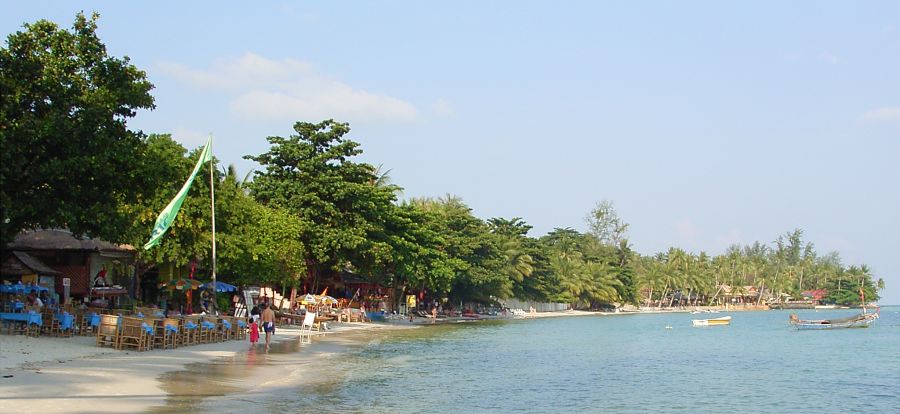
[249,317,260,346]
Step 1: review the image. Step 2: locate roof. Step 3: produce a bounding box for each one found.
[7,229,134,253]
[1,251,61,276]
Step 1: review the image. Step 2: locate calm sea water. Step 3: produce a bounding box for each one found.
[168,307,900,413]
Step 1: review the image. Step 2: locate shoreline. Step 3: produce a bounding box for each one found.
[0,307,827,413]
[0,322,399,413]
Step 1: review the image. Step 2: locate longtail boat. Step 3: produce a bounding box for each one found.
[692,316,731,327]
[789,309,879,330]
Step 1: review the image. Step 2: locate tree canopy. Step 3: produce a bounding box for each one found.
[0,12,154,244]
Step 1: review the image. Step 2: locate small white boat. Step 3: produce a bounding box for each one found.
[692,316,732,327]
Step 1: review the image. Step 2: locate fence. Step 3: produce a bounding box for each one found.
[499,299,570,313]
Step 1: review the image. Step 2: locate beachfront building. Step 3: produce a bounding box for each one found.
[3,229,135,305]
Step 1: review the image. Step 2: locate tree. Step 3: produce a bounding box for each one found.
[0,12,155,244]
[245,120,398,291]
[488,217,535,298]
[585,200,629,245]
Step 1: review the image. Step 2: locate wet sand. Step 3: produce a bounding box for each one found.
[148,324,406,413]
[0,311,597,413]
[0,324,399,414]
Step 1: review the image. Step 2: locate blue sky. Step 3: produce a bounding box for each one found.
[4,1,899,303]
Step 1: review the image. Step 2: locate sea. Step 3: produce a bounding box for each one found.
[151,307,900,413]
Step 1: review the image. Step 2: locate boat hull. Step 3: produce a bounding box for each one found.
[790,312,878,330]
[692,316,731,327]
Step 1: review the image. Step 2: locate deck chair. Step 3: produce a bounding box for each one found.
[95,314,120,348]
[299,312,316,344]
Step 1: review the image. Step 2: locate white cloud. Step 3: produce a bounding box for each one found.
[861,107,900,122]
[156,53,417,122]
[431,99,455,117]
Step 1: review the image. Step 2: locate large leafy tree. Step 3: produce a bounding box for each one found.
[408,196,504,304]
[488,217,535,298]
[0,12,155,244]
[245,120,397,290]
[365,201,456,306]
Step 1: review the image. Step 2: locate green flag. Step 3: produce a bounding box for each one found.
[143,137,213,250]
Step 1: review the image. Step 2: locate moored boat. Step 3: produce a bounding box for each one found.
[789,310,879,330]
[692,315,731,327]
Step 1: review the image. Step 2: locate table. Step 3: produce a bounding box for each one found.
[56,312,75,331]
[1,312,43,325]
[1,312,43,335]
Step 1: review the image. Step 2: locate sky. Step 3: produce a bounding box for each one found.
[4,1,899,303]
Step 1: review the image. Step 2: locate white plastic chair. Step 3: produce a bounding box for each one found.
[299,311,316,344]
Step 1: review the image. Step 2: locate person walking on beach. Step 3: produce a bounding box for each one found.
[261,304,276,350]
[248,316,260,347]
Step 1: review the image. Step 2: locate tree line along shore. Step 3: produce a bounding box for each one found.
[1,13,884,313]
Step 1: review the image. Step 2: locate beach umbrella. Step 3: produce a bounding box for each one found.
[320,295,338,305]
[300,293,317,305]
[158,278,202,291]
[203,281,237,293]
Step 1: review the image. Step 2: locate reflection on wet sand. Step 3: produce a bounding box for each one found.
[147,328,390,413]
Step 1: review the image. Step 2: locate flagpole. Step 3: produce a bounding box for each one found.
[209,134,218,315]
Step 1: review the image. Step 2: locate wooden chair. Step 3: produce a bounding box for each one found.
[95,314,119,348]
[197,317,214,343]
[40,310,55,336]
[216,317,230,341]
[56,312,74,337]
[181,316,200,346]
[156,318,179,349]
[228,316,242,340]
[117,316,149,351]
[161,318,180,348]
[149,318,167,349]
[228,316,246,340]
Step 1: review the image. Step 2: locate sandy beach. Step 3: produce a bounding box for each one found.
[0,322,402,414]
[0,310,601,413]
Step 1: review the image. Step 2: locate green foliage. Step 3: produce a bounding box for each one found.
[631,230,881,309]
[585,200,629,246]
[822,265,879,306]
[0,12,155,244]
[245,120,399,288]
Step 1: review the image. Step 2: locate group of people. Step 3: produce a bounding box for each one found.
[24,291,49,311]
[248,303,276,350]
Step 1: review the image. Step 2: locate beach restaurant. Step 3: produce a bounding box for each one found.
[4,229,136,305]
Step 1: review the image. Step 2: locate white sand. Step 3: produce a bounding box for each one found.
[0,323,387,413]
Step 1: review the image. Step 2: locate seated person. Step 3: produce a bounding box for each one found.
[93,269,108,287]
